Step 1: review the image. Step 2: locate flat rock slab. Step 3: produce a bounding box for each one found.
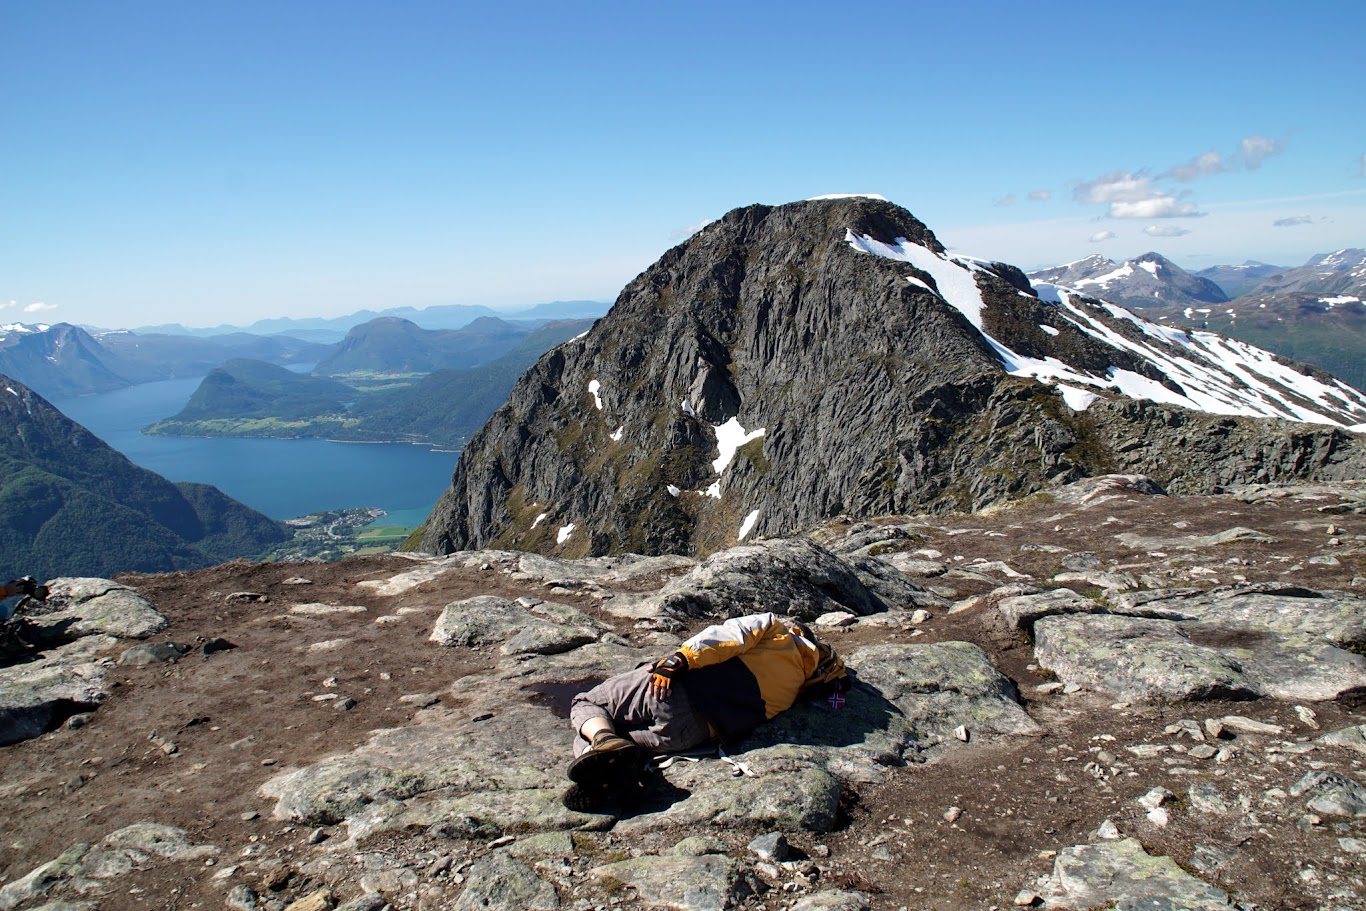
[1045,837,1229,910]
[614,746,844,835]
[588,854,742,911]
[352,551,521,597]
[289,603,367,616]
[1115,526,1277,550]
[788,891,872,911]
[0,823,216,910]
[430,595,600,655]
[261,636,1035,841]
[998,588,1104,633]
[1034,612,1366,702]
[1320,724,1366,754]
[260,699,575,831]
[1030,584,1366,702]
[452,852,560,911]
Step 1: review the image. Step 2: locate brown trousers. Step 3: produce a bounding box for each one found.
[568,664,712,756]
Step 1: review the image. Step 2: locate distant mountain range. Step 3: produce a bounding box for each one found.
[1241,248,1366,298]
[313,316,541,376]
[1027,249,1366,392]
[0,374,290,579]
[0,323,327,399]
[130,299,610,344]
[146,318,596,447]
[1192,261,1284,299]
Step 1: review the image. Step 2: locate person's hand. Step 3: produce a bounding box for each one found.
[649,652,687,700]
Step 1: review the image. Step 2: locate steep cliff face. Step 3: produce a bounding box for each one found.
[420,197,1366,558]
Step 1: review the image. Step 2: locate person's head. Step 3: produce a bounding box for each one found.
[787,620,850,695]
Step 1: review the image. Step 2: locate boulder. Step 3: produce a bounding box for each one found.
[27,578,166,641]
[1289,771,1366,817]
[1045,474,1167,506]
[0,648,110,746]
[430,596,600,655]
[646,538,888,622]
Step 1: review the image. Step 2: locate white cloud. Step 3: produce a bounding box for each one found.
[1110,196,1204,219]
[1074,171,1154,206]
[994,194,1017,207]
[1143,225,1191,237]
[669,220,712,240]
[2,300,16,311]
[1273,215,1314,227]
[1028,190,1052,202]
[1235,134,1287,170]
[1167,150,1224,182]
[23,302,57,314]
[1089,230,1117,243]
[1073,171,1204,219]
[1075,134,1287,224]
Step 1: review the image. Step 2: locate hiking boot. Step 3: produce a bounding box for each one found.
[562,782,606,812]
[562,776,646,814]
[566,732,643,787]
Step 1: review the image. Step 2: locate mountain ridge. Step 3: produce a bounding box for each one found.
[420,197,1366,559]
[0,323,328,399]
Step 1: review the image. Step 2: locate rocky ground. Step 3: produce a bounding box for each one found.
[1,475,1364,911]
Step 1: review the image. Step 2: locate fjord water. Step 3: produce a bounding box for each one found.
[55,377,458,524]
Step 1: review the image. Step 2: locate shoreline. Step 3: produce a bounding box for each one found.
[146,426,457,451]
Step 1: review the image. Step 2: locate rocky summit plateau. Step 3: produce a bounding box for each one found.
[2,476,1365,911]
[420,196,1366,561]
[4,196,1366,911]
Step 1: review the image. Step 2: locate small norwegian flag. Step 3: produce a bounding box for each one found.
[826,692,846,711]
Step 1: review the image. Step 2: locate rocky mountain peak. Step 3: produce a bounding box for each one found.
[421,197,1366,559]
[1029,251,1228,310]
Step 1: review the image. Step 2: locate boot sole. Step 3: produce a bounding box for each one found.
[567,741,643,786]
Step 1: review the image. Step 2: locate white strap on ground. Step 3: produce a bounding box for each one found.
[718,745,758,778]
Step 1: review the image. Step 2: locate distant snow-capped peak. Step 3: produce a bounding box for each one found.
[847,230,1366,430]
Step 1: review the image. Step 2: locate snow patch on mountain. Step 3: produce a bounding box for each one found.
[1078,263,1136,288]
[807,193,888,202]
[738,509,760,540]
[712,417,765,474]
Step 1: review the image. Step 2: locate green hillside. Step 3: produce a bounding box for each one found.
[0,375,291,579]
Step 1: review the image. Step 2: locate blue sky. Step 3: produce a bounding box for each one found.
[3,0,1363,330]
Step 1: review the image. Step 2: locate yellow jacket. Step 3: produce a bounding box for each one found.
[676,612,846,743]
